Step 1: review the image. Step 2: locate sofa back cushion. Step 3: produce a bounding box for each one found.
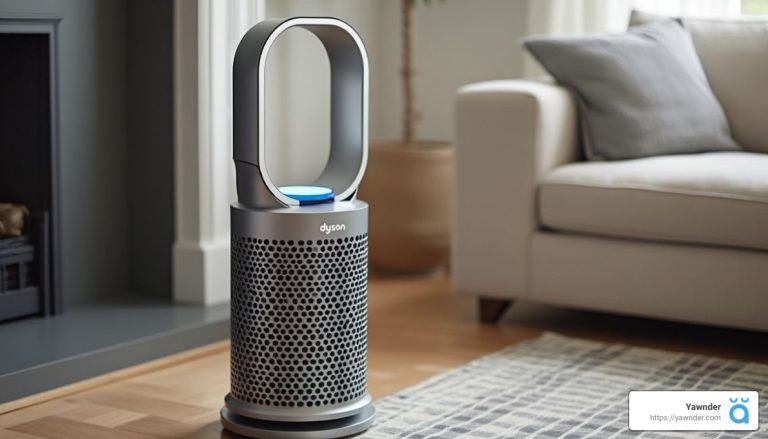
[523,20,739,161]
[631,10,768,153]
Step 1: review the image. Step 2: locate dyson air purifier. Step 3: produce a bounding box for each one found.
[220,17,375,438]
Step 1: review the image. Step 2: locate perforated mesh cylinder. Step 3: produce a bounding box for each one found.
[226,201,372,424]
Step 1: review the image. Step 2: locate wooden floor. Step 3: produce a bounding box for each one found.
[1,273,767,438]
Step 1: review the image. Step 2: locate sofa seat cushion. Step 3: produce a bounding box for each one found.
[539,152,768,251]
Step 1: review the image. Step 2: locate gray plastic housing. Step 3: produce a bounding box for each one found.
[233,17,369,208]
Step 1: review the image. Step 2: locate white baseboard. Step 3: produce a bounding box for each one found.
[173,240,230,305]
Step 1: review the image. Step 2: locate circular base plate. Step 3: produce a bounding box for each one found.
[221,403,375,439]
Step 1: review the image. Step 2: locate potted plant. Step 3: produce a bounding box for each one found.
[359,0,452,273]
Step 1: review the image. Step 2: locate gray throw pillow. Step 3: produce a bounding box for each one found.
[523,20,739,161]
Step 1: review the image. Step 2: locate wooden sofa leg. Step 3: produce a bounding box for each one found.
[478,297,513,324]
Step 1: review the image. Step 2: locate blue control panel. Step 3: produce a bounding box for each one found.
[278,185,335,203]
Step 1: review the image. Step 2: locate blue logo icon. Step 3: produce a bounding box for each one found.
[729,397,750,424]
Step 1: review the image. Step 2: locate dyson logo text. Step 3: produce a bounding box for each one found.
[320,222,346,235]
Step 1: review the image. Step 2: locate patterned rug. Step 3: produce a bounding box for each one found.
[363,333,768,438]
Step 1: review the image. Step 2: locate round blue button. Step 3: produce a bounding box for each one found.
[278,185,335,202]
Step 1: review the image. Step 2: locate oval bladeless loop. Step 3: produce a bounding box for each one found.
[233,17,369,207]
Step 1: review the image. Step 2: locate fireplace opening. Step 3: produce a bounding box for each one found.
[0,30,59,322]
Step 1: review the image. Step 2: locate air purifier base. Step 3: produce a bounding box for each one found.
[220,404,375,439]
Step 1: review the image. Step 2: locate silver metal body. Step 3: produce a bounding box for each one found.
[224,202,373,437]
[223,17,374,439]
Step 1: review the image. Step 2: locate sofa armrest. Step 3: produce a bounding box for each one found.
[452,79,578,298]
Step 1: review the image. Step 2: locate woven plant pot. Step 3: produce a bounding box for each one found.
[358,141,452,273]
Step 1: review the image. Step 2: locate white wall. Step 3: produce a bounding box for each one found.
[374,0,528,142]
[263,0,528,182]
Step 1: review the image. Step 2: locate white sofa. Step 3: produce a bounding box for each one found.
[452,16,768,331]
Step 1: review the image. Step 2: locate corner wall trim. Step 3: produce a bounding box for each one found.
[172,0,264,304]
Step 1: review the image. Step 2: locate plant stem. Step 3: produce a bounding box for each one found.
[401,0,415,144]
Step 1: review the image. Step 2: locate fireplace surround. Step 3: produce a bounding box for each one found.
[0,3,232,405]
[0,17,61,322]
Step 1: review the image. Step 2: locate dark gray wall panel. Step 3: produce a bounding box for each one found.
[126,0,174,299]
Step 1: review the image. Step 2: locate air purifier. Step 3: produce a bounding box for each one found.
[220,17,375,439]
